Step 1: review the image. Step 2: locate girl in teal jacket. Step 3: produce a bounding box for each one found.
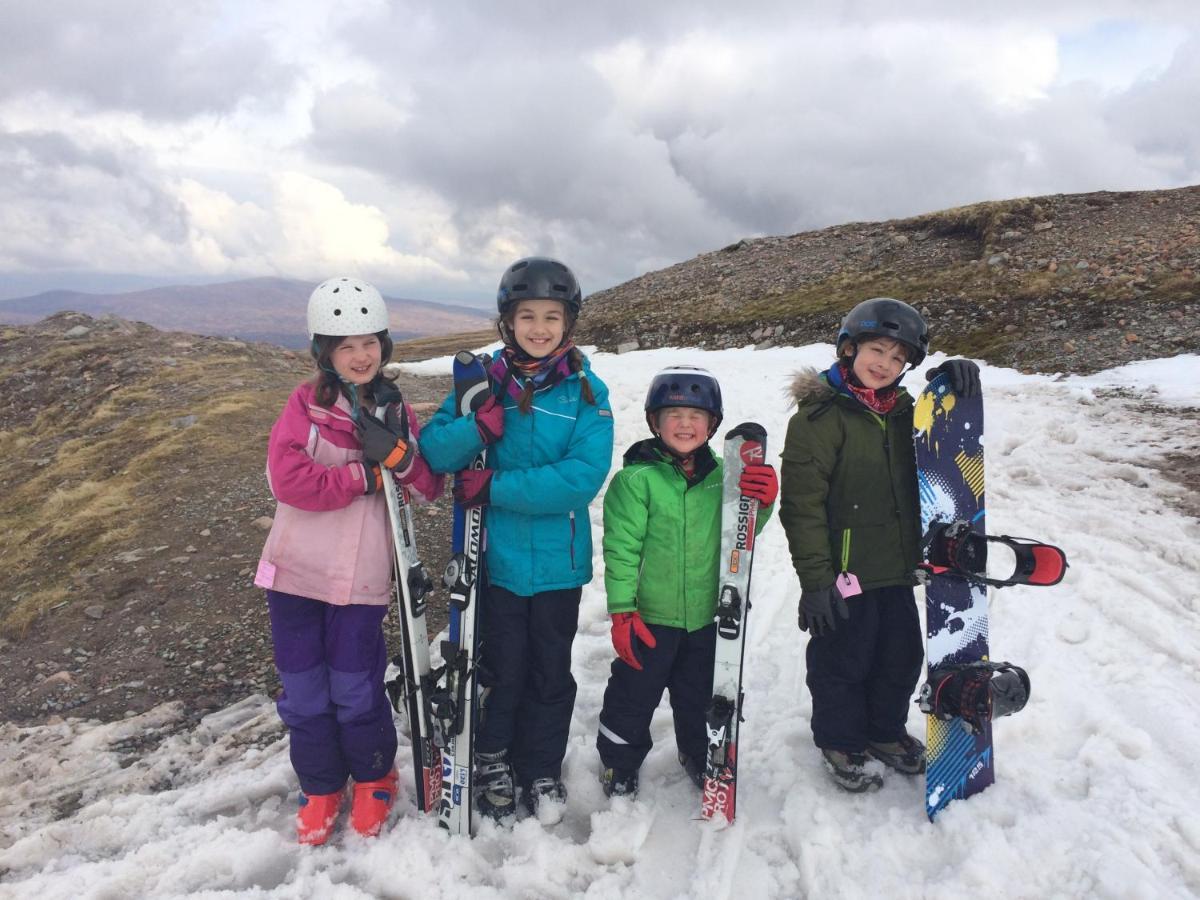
[419,257,613,823]
[595,366,777,799]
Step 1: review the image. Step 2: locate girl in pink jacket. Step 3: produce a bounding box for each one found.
[256,277,443,845]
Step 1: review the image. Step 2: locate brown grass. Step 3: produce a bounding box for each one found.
[392,329,497,361]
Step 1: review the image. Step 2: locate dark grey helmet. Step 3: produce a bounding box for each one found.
[837,297,929,366]
[496,257,582,316]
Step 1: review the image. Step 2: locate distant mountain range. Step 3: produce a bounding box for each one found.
[0,276,493,348]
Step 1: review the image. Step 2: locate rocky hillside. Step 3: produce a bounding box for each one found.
[578,185,1200,373]
[0,313,457,726]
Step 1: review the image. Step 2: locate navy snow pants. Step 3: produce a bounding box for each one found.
[596,622,716,773]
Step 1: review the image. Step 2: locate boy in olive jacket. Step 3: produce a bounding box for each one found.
[779,297,979,792]
[596,367,777,798]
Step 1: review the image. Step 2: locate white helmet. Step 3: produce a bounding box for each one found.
[307,277,389,338]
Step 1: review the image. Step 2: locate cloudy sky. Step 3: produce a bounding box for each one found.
[1,1,1198,306]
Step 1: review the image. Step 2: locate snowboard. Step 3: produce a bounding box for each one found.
[912,372,992,820]
[701,422,767,824]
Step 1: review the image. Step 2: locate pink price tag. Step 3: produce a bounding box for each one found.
[835,572,862,599]
[254,560,276,589]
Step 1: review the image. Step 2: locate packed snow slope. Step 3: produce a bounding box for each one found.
[2,346,1198,900]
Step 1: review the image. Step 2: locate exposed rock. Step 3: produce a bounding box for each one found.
[577,185,1199,374]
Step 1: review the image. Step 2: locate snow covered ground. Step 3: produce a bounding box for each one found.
[2,345,1198,899]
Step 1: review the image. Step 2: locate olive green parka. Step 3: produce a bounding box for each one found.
[603,438,774,632]
[778,367,921,592]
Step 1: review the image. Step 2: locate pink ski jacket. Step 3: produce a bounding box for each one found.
[257,381,444,606]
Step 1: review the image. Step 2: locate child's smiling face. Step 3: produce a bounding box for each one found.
[655,406,713,456]
[331,333,383,386]
[848,336,909,390]
[510,299,566,358]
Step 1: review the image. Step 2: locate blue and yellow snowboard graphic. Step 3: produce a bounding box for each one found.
[913,372,993,820]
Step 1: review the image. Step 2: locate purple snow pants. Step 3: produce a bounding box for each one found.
[267,590,397,796]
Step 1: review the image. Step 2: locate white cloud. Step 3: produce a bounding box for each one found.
[0,2,1198,302]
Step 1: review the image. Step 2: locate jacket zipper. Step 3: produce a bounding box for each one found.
[568,511,576,570]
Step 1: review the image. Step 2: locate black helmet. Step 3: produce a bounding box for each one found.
[496,257,582,316]
[645,366,723,434]
[837,297,929,366]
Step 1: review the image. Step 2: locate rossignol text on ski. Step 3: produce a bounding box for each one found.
[702,422,767,823]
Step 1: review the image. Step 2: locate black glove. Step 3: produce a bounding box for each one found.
[358,410,412,470]
[925,359,981,398]
[362,462,384,495]
[798,585,849,637]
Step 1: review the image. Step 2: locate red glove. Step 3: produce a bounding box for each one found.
[610,611,657,671]
[453,468,493,508]
[474,395,505,445]
[739,463,778,506]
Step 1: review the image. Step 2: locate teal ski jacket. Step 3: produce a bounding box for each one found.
[420,352,614,596]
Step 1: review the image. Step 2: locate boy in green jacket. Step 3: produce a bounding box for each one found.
[596,366,778,798]
[779,297,980,792]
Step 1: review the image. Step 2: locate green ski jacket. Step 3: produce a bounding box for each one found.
[603,438,774,632]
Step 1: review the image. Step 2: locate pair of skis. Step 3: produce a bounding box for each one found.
[375,389,439,815]
[380,352,490,837]
[427,351,490,836]
[701,422,768,824]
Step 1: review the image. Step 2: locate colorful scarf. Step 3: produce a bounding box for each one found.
[829,361,899,415]
[489,341,578,402]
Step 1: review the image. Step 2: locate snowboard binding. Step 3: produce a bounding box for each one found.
[919,520,1068,588]
[918,661,1031,735]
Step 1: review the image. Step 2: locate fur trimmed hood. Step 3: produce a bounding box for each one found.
[788,367,837,407]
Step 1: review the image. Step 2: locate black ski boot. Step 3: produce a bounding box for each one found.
[820,748,884,793]
[474,750,516,822]
[678,752,705,789]
[866,733,926,775]
[599,766,639,798]
[523,777,568,823]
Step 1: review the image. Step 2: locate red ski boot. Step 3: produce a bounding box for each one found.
[350,768,399,837]
[296,789,344,846]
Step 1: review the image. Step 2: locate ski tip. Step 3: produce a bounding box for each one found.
[724,421,766,442]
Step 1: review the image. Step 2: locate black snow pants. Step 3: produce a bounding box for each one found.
[474,583,581,785]
[805,584,923,752]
